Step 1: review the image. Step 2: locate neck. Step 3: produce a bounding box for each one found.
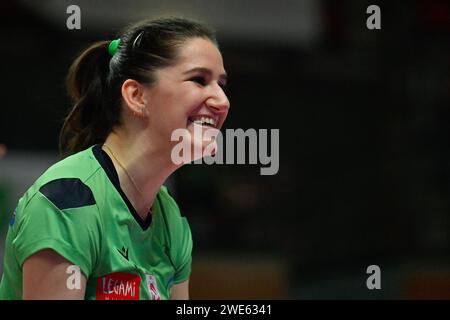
[103,130,179,220]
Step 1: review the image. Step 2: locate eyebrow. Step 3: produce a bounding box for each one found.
[183,67,228,83]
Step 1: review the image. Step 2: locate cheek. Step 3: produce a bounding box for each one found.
[171,85,204,113]
[151,96,186,126]
[150,83,205,131]
[175,84,205,110]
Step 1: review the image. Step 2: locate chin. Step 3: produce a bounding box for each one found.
[171,124,220,165]
[201,140,218,158]
[190,139,218,162]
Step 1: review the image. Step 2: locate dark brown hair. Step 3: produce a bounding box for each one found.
[59,17,217,158]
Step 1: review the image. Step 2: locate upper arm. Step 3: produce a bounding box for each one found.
[23,249,87,300]
[170,278,189,300]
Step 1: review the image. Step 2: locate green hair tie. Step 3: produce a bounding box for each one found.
[108,39,121,56]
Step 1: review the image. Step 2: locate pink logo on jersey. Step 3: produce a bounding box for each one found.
[146,274,161,300]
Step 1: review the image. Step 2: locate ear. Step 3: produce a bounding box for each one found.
[121,79,149,118]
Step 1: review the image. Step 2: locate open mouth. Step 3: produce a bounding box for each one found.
[187,115,218,128]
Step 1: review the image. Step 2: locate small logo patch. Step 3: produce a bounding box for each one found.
[116,246,129,261]
[96,272,140,300]
[146,274,161,300]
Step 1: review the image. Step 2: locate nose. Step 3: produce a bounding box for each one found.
[206,83,230,113]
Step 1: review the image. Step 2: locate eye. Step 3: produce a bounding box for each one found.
[190,76,206,86]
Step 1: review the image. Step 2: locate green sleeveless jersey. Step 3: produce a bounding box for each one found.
[0,144,192,300]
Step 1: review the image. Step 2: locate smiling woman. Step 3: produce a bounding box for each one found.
[0,17,230,300]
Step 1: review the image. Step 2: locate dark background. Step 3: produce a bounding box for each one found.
[0,0,449,299]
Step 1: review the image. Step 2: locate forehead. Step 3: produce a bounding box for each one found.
[174,37,225,74]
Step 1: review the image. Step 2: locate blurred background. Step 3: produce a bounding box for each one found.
[0,0,449,299]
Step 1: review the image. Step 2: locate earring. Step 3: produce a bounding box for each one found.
[140,105,147,117]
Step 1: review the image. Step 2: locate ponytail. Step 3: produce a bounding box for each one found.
[59,41,120,158]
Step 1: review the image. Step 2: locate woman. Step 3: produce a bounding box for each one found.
[0,17,229,300]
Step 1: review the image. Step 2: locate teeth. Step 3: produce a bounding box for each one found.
[190,116,217,127]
